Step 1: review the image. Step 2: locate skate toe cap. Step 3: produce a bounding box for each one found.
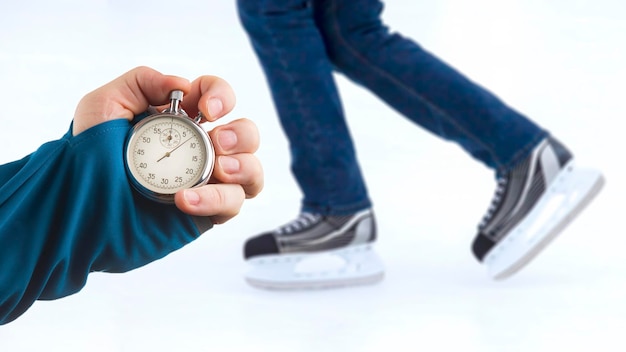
[244,233,279,259]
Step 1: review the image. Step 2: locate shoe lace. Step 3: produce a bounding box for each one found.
[478,176,508,230]
[276,212,322,235]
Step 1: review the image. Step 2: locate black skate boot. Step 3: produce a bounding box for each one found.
[244,208,384,289]
[472,137,604,280]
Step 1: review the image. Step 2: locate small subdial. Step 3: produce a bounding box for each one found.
[160,128,181,148]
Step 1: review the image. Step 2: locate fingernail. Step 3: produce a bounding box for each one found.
[207,98,223,118]
[219,155,240,174]
[183,189,201,205]
[217,129,237,150]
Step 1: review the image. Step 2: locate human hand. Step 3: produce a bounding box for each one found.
[73,66,263,224]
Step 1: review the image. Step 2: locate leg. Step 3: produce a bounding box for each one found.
[237,0,384,289]
[313,0,547,172]
[237,0,370,215]
[313,0,604,279]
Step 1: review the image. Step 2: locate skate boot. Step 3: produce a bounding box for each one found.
[472,136,605,280]
[244,208,385,289]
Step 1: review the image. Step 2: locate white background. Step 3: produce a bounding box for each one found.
[1,1,624,351]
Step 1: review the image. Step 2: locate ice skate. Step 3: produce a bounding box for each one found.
[472,137,605,280]
[244,208,385,289]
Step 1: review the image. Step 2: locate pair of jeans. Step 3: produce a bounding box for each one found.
[237,0,547,216]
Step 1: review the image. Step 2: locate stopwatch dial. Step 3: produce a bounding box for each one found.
[127,115,210,195]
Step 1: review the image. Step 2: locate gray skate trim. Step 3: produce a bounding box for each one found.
[482,138,571,242]
[278,209,375,254]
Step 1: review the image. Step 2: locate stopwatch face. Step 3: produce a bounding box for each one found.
[125,113,214,203]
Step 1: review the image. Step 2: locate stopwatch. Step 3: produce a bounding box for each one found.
[124,90,215,203]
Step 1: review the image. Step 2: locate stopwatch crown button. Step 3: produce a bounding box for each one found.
[170,90,184,102]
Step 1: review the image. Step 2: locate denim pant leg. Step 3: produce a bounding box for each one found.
[237,0,372,215]
[313,0,548,173]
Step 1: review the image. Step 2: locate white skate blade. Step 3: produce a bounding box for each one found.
[245,243,385,290]
[484,163,605,280]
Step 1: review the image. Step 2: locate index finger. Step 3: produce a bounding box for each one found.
[182,75,236,122]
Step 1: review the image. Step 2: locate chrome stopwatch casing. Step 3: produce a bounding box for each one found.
[124,90,215,203]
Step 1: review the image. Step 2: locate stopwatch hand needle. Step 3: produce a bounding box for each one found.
[156,136,193,162]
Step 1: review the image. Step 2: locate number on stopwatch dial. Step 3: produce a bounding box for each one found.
[126,114,214,200]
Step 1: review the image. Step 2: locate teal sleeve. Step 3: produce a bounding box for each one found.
[0,118,213,325]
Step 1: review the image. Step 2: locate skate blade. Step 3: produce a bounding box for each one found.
[245,243,385,290]
[485,164,605,280]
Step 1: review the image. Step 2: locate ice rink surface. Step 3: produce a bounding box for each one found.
[1,1,624,351]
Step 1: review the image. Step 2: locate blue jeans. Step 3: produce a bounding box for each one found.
[237,0,548,216]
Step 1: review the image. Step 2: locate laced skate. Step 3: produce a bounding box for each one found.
[244,208,384,289]
[472,137,605,280]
